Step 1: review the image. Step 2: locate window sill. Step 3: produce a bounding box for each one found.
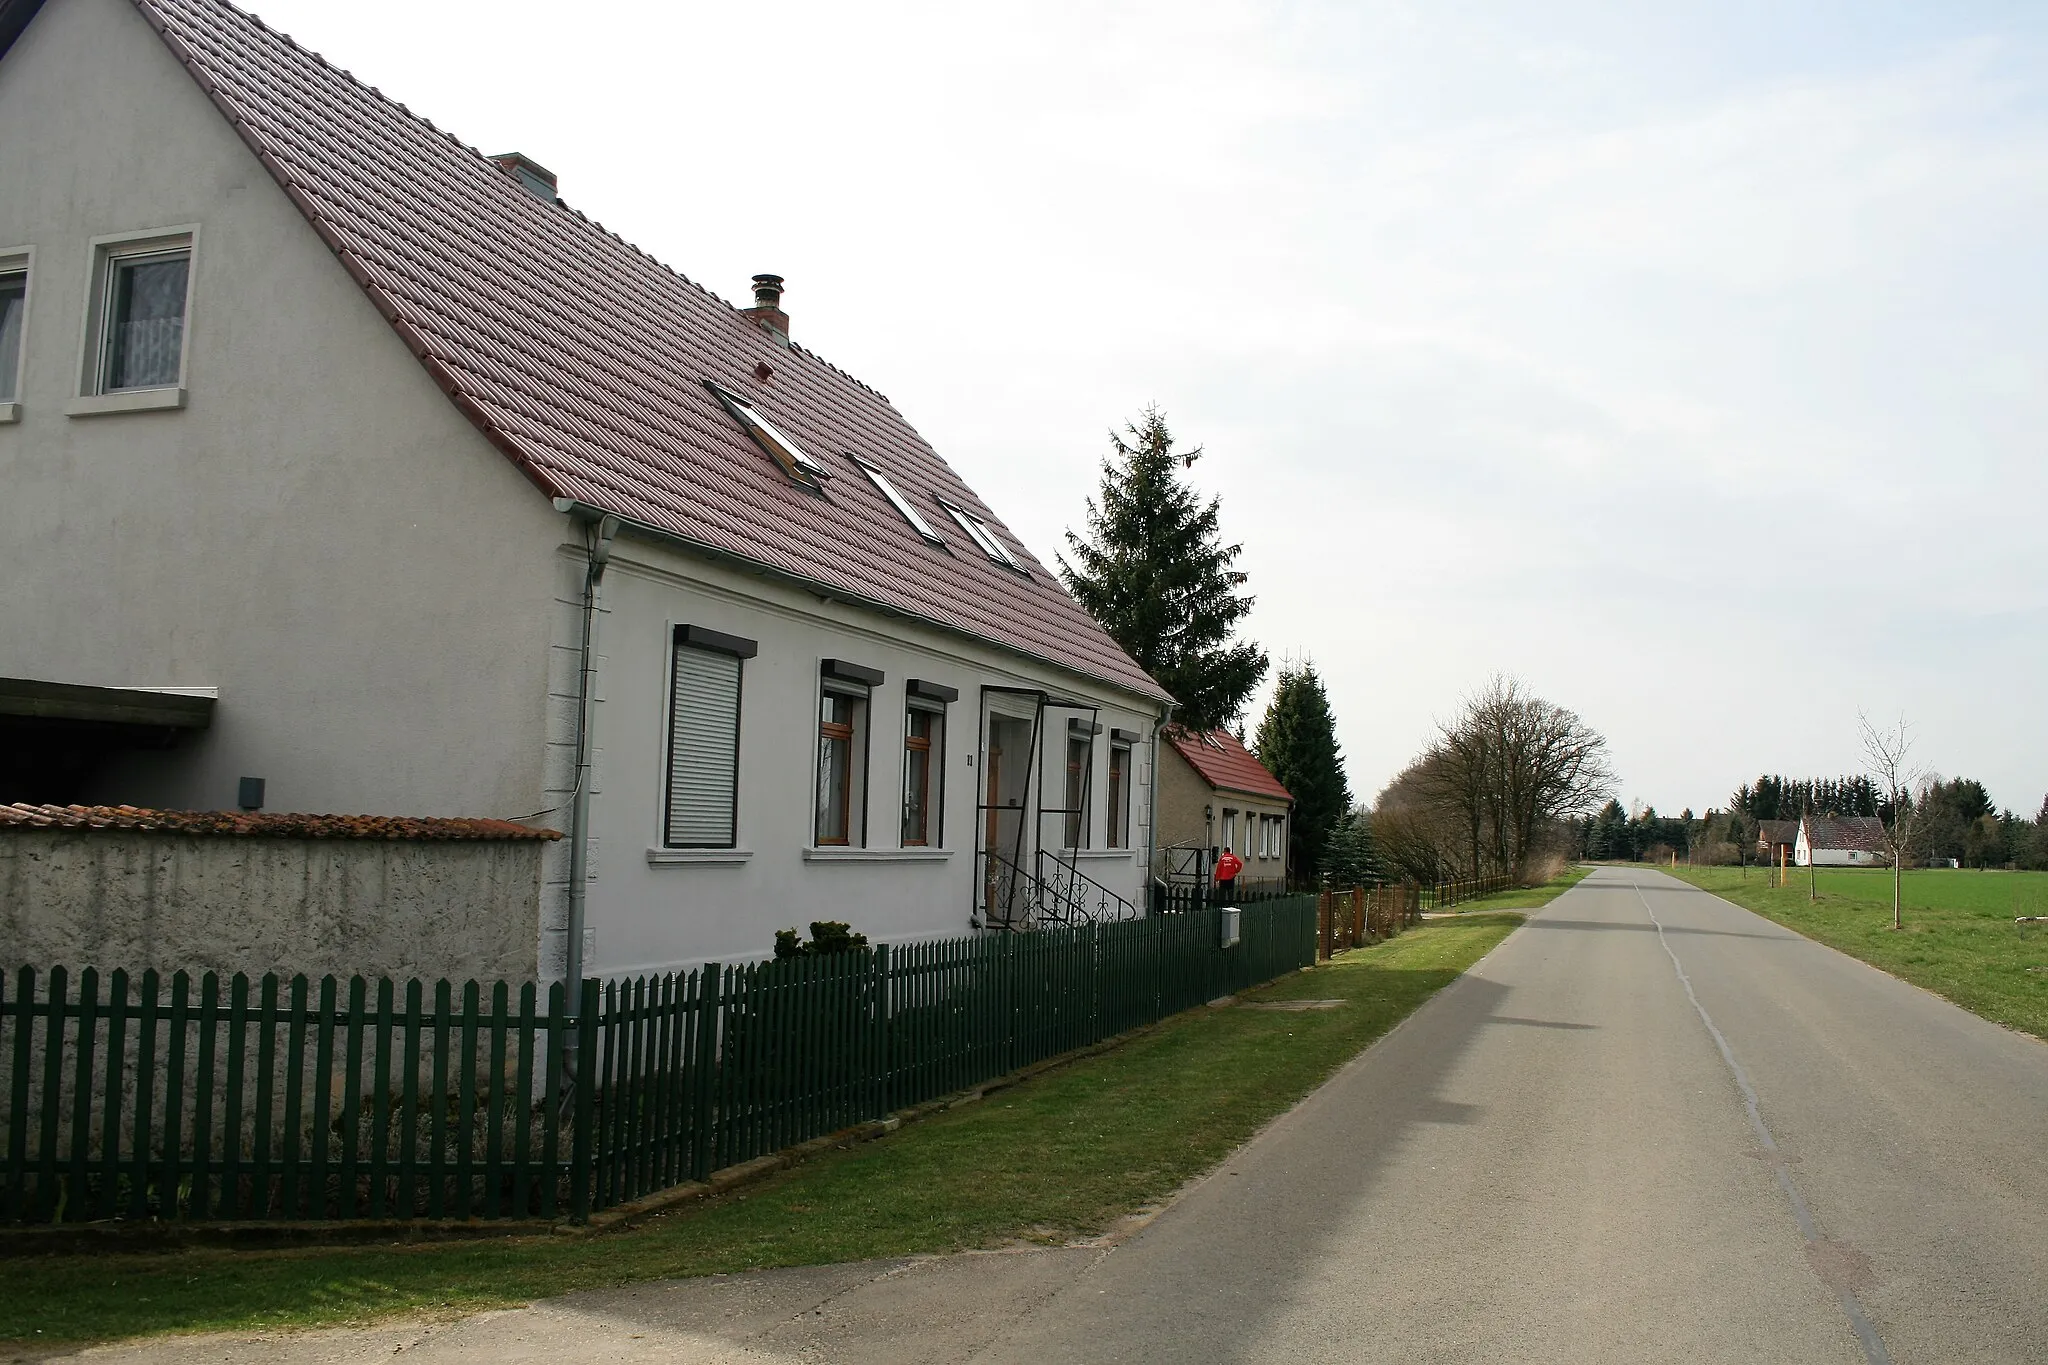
[803,847,954,862]
[1052,848,1135,860]
[645,847,753,866]
[0,402,18,424]
[67,387,187,417]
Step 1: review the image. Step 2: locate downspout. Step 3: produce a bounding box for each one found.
[559,505,621,1004]
[1145,701,1174,915]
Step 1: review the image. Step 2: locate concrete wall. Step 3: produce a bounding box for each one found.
[563,537,1164,978]
[0,830,544,984]
[0,0,564,818]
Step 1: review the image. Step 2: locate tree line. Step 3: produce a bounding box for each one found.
[1576,772,2048,870]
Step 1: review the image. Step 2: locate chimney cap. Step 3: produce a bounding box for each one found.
[489,151,558,203]
[751,274,785,308]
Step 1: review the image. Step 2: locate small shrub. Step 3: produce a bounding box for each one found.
[773,921,871,959]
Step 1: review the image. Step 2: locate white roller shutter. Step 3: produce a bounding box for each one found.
[666,643,741,846]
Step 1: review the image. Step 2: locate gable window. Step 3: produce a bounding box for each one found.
[902,680,955,847]
[708,381,828,488]
[0,258,26,410]
[1106,733,1134,849]
[84,232,194,396]
[851,454,945,545]
[936,497,1026,574]
[664,625,755,849]
[817,659,882,847]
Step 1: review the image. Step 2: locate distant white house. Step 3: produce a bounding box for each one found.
[1795,815,1890,867]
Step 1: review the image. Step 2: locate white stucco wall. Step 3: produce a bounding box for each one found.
[565,538,1163,978]
[0,0,563,818]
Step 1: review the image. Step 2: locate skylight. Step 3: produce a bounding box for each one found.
[939,498,1026,573]
[707,382,828,486]
[850,454,945,545]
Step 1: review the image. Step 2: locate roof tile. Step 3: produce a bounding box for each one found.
[0,803,560,840]
[1163,728,1293,803]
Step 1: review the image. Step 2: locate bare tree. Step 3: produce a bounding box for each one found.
[1379,676,1616,882]
[1860,711,1927,930]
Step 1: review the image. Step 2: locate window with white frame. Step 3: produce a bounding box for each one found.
[851,453,945,545]
[901,681,952,846]
[936,497,1026,574]
[707,381,829,488]
[664,625,755,848]
[817,659,881,846]
[1222,808,1238,855]
[0,256,27,407]
[86,232,194,394]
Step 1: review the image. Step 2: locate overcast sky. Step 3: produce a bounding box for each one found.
[249,0,2048,818]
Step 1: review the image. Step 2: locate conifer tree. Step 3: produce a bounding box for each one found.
[1323,806,1384,886]
[1059,408,1267,732]
[1254,663,1351,880]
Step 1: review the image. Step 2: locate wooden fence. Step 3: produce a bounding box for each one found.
[0,900,1317,1226]
[1426,874,1516,910]
[1317,885,1422,958]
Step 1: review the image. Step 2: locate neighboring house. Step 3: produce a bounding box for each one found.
[1795,816,1891,868]
[1757,820,1799,865]
[0,0,1171,983]
[1155,728,1292,893]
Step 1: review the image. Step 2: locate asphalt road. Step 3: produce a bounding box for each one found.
[54,867,2048,1364]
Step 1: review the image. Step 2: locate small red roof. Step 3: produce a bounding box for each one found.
[98,0,1167,703]
[1163,728,1292,804]
[0,803,559,840]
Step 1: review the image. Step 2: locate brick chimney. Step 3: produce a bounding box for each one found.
[741,274,790,345]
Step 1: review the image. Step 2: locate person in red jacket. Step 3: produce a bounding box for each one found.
[1214,847,1244,901]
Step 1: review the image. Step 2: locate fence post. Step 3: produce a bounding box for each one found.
[569,977,600,1223]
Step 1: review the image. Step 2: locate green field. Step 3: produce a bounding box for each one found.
[0,915,1521,1348]
[1663,865,2048,1040]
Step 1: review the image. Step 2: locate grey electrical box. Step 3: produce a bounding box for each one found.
[1219,906,1241,949]
[236,776,265,811]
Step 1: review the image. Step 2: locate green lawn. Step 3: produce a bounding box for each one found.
[0,914,1521,1348]
[1430,864,1591,915]
[1663,865,2048,1040]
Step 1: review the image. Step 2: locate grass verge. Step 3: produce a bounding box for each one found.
[1663,865,2048,1040]
[1429,864,1590,915]
[0,914,1521,1348]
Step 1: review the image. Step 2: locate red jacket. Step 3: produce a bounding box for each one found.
[1216,850,1244,883]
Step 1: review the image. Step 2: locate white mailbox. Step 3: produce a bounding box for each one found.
[1219,906,1242,949]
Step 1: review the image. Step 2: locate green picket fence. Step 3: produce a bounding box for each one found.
[1,899,1317,1226]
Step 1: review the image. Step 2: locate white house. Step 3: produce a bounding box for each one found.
[1794,815,1890,868]
[0,0,1172,984]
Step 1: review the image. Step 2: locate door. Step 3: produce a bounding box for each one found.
[980,714,1034,923]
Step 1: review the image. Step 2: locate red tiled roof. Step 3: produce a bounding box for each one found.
[0,803,560,840]
[113,0,1168,704]
[1162,728,1292,803]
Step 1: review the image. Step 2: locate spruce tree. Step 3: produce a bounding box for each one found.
[1059,408,1267,732]
[1253,664,1351,881]
[1323,807,1384,886]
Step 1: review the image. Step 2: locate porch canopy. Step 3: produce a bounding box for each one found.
[0,677,216,804]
